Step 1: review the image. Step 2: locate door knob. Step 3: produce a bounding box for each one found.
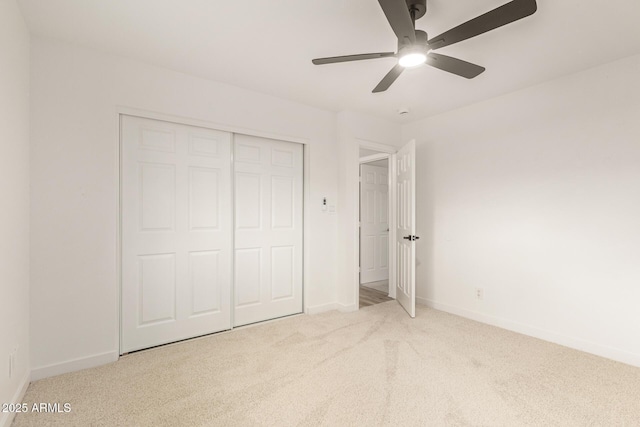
[403,235,420,241]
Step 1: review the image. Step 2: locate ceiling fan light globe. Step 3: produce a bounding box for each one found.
[399,52,427,67]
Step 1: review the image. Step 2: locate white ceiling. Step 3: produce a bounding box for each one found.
[18,0,640,123]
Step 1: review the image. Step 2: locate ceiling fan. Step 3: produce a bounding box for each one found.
[312,0,537,92]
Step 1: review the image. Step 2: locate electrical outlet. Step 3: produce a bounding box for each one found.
[475,288,484,300]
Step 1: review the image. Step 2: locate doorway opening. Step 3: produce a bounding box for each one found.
[358,147,394,309]
[355,139,416,316]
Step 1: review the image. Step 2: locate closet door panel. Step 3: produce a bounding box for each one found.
[233,135,303,326]
[121,116,232,353]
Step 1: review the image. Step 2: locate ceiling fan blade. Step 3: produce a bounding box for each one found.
[378,0,416,44]
[426,53,485,79]
[426,52,485,79]
[312,52,396,65]
[373,64,404,93]
[427,0,537,50]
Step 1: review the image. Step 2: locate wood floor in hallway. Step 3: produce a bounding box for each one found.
[359,285,393,308]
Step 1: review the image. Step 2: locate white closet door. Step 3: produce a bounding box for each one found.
[233,135,303,326]
[121,116,232,353]
[360,163,389,284]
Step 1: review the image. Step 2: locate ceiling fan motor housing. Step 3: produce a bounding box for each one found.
[398,29,429,51]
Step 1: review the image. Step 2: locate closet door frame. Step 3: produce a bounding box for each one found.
[116,107,309,355]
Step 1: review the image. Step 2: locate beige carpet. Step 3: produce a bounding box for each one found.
[14,302,640,426]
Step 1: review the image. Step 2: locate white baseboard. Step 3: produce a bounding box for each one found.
[31,351,119,381]
[337,303,360,313]
[418,297,640,368]
[306,302,339,315]
[0,370,30,427]
[306,302,358,315]
[338,303,358,313]
[416,296,430,306]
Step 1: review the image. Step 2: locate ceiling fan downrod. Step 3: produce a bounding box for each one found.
[406,0,427,26]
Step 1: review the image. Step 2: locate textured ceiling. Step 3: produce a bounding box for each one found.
[18,0,640,122]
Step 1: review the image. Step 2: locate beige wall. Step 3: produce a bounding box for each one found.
[403,54,640,366]
[29,37,346,378]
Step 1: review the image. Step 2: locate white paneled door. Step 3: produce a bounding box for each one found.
[121,117,304,351]
[121,116,233,353]
[395,140,416,318]
[360,163,389,284]
[234,134,303,327]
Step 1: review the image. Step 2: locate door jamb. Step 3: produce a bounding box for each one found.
[360,152,389,164]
